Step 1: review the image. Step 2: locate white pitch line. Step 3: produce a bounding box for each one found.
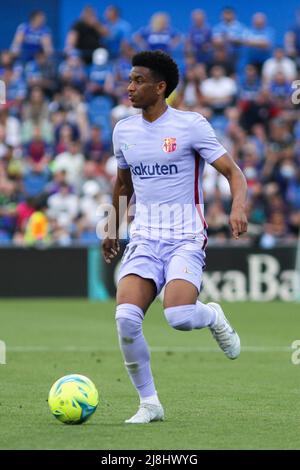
[6,346,292,353]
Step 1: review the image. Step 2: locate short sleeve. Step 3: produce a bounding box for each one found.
[212,24,223,39]
[112,124,129,169]
[191,115,227,164]
[16,23,26,34]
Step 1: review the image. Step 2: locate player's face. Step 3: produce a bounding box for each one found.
[128,67,162,109]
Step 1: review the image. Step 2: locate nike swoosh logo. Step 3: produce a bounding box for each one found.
[183,267,193,274]
[122,144,136,150]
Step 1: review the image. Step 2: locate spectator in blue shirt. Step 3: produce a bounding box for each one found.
[285,9,300,66]
[213,7,246,65]
[11,10,53,62]
[268,70,293,108]
[58,51,87,92]
[2,66,27,117]
[238,64,262,102]
[245,13,274,73]
[87,48,114,98]
[0,51,23,82]
[103,5,132,59]
[24,51,56,97]
[23,161,51,198]
[133,12,181,54]
[186,9,212,64]
[113,42,135,98]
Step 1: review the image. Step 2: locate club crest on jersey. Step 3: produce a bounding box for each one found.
[162,137,177,153]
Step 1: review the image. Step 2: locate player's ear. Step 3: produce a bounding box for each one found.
[157,81,167,96]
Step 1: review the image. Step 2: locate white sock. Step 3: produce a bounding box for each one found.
[140,392,160,406]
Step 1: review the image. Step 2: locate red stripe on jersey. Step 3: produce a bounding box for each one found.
[194,152,208,230]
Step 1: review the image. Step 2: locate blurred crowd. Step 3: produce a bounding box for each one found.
[0,5,300,247]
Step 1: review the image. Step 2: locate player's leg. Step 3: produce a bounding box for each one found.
[117,273,157,311]
[116,238,165,423]
[163,279,218,330]
[163,243,240,359]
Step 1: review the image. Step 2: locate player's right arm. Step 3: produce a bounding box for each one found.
[102,167,133,264]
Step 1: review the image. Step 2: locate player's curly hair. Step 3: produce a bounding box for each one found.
[132,50,179,98]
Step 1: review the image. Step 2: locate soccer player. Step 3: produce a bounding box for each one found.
[102,50,248,424]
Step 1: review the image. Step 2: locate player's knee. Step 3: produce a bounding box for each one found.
[164,305,194,331]
[115,304,143,341]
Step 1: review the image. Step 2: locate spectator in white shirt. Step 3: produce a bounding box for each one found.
[111,94,140,126]
[262,47,297,83]
[53,140,85,193]
[201,65,237,111]
[0,105,21,147]
[47,182,79,229]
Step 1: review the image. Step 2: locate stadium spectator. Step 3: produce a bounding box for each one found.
[238,64,262,102]
[205,200,230,241]
[175,61,205,110]
[287,167,300,210]
[24,51,56,97]
[22,160,51,198]
[262,47,297,83]
[239,89,279,132]
[87,48,115,98]
[25,126,51,165]
[185,9,212,64]
[245,13,274,73]
[54,121,77,155]
[0,174,18,242]
[47,182,79,243]
[212,7,246,66]
[207,44,235,77]
[133,12,181,54]
[53,139,85,193]
[15,197,36,234]
[10,10,53,62]
[84,125,110,166]
[103,5,132,59]
[2,66,27,111]
[45,169,70,196]
[268,70,293,108]
[59,86,89,143]
[111,94,140,125]
[201,65,237,112]
[22,86,49,125]
[0,125,12,160]
[58,51,87,92]
[285,9,300,65]
[260,211,289,247]
[64,6,108,64]
[113,41,136,98]
[0,105,21,147]
[80,160,112,195]
[77,179,111,244]
[0,50,23,81]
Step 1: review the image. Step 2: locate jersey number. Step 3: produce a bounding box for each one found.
[122,244,138,262]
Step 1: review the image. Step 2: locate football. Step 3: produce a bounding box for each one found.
[48,374,99,424]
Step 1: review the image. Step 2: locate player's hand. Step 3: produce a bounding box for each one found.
[102,237,120,264]
[229,206,248,240]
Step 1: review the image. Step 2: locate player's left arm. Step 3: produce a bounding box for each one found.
[211,153,248,239]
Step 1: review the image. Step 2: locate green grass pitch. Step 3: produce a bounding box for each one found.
[0,299,299,450]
